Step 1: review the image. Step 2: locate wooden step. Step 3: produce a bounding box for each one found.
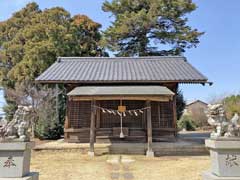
[153,136,176,142]
[67,138,89,143]
[96,135,146,143]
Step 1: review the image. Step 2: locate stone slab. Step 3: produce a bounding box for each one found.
[202,171,240,180]
[0,142,35,151]
[0,142,34,178]
[205,139,240,177]
[34,139,208,156]
[121,156,135,163]
[0,172,39,180]
[146,150,154,157]
[107,155,120,164]
[206,139,240,150]
[87,151,94,157]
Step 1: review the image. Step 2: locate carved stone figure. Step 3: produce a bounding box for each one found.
[206,104,240,138]
[225,113,240,137]
[0,105,32,142]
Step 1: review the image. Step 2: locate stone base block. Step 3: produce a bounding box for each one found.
[202,171,240,180]
[146,150,154,157]
[0,142,35,178]
[0,172,39,180]
[205,139,240,177]
[87,151,95,157]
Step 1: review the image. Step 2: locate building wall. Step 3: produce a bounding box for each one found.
[65,99,175,143]
[185,101,208,126]
[64,83,177,143]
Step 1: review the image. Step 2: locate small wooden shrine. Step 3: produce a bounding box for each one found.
[36,56,210,155]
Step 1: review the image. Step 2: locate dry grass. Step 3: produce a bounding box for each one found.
[31,151,210,180]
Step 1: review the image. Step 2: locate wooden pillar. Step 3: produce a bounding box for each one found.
[173,95,177,137]
[64,98,70,141]
[64,116,70,140]
[55,84,59,123]
[88,100,96,157]
[96,101,101,129]
[146,100,154,157]
[173,83,178,137]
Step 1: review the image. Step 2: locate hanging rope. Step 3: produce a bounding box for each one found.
[93,105,150,138]
[93,105,150,117]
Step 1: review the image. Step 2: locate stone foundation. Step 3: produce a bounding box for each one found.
[203,171,240,180]
[0,173,39,180]
[0,142,37,180]
[203,138,240,180]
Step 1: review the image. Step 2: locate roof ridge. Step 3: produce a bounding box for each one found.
[58,56,184,59]
[187,100,208,106]
[57,56,186,62]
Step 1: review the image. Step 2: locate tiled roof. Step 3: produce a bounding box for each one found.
[67,86,175,96]
[186,100,208,107]
[36,56,208,84]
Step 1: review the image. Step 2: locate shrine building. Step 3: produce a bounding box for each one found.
[36,56,210,156]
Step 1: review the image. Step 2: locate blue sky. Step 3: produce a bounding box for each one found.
[0,0,240,104]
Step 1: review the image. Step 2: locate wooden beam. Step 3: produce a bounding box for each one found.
[88,100,96,157]
[64,128,90,133]
[146,100,154,157]
[152,128,176,132]
[36,80,208,84]
[70,95,172,102]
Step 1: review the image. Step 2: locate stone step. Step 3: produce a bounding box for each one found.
[96,136,146,143]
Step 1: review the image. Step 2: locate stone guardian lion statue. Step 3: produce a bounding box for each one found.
[0,105,32,142]
[206,104,240,138]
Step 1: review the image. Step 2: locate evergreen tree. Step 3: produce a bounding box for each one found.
[0,2,106,138]
[223,95,240,119]
[0,3,105,83]
[102,0,196,119]
[176,89,186,120]
[102,0,203,56]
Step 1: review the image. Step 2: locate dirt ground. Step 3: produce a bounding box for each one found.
[31,151,210,180]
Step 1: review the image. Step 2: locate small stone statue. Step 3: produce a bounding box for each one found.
[225,113,240,137]
[0,105,32,142]
[206,104,240,138]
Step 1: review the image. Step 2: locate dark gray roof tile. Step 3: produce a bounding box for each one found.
[36,56,208,83]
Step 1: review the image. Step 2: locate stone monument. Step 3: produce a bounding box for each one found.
[202,104,240,180]
[0,105,38,180]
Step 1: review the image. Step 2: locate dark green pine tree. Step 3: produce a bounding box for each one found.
[102,0,203,56]
[102,0,197,119]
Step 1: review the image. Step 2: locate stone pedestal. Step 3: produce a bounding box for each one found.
[203,171,240,180]
[203,138,240,180]
[0,142,37,179]
[88,151,95,157]
[0,172,39,180]
[146,150,154,157]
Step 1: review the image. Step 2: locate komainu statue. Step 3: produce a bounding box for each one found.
[206,104,240,138]
[0,105,33,142]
